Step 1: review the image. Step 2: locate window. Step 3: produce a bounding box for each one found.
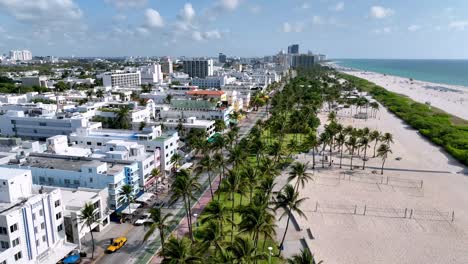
[40,223,45,230]
[39,176,45,183]
[0,260,6,264]
[0,241,9,249]
[9,224,18,233]
[12,238,19,247]
[56,212,62,220]
[32,213,36,221]
[88,168,92,173]
[54,200,61,207]
[42,235,46,242]
[74,180,80,185]
[34,227,38,233]
[33,129,37,134]
[97,142,102,146]
[39,122,46,126]
[0,227,6,235]
[57,224,63,232]
[87,142,92,145]
[14,251,22,261]
[36,239,40,246]
[89,177,93,183]
[64,179,70,185]
[39,209,43,216]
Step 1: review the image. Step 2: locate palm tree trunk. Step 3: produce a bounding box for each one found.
[183,196,193,241]
[339,145,343,168]
[159,227,165,247]
[279,211,291,253]
[381,158,386,175]
[350,149,354,170]
[89,225,95,259]
[312,148,316,169]
[231,191,235,243]
[373,141,378,157]
[362,146,367,170]
[207,171,214,199]
[329,141,333,167]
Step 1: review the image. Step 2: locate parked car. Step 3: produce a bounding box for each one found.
[106,237,127,253]
[134,213,151,226]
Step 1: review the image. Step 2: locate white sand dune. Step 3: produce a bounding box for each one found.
[343,70,468,120]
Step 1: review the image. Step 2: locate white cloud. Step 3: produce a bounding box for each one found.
[302,3,311,9]
[0,0,82,22]
[408,25,421,32]
[249,5,261,14]
[104,0,147,8]
[282,22,303,33]
[449,20,468,30]
[370,6,394,19]
[179,3,195,21]
[220,0,240,11]
[113,14,127,22]
[333,2,344,12]
[0,26,5,33]
[373,27,392,34]
[204,30,222,39]
[192,31,203,41]
[312,16,324,25]
[145,8,164,28]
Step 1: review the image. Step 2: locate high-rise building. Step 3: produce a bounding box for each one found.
[287,44,299,54]
[182,59,214,78]
[160,57,173,74]
[139,64,163,84]
[9,50,32,61]
[219,53,227,63]
[291,54,316,68]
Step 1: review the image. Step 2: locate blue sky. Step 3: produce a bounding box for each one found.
[1,0,468,58]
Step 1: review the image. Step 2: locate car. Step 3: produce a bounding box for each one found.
[134,213,151,226]
[106,237,127,253]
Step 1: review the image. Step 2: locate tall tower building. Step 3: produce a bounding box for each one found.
[287,44,299,54]
[182,59,214,78]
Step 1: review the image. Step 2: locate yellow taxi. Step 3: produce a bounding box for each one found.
[106,237,127,253]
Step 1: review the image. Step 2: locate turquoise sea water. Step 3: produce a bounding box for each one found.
[334,59,468,88]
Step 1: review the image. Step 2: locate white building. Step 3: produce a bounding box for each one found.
[0,167,75,264]
[182,59,214,78]
[9,50,32,61]
[21,76,49,88]
[102,72,141,88]
[160,57,173,74]
[160,100,233,125]
[140,64,163,84]
[0,111,101,141]
[70,126,178,174]
[158,117,216,139]
[191,76,235,88]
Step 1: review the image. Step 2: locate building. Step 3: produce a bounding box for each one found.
[21,76,48,88]
[139,64,163,84]
[219,53,227,63]
[0,167,75,264]
[102,72,141,88]
[191,76,235,88]
[288,44,299,54]
[160,100,233,125]
[60,187,110,246]
[186,90,227,101]
[0,111,101,141]
[291,54,316,68]
[182,59,214,78]
[70,126,178,174]
[160,57,173,74]
[155,117,216,139]
[9,50,32,61]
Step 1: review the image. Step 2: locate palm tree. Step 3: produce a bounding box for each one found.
[199,200,229,236]
[305,133,319,169]
[196,220,224,254]
[222,169,242,243]
[381,132,394,146]
[318,132,330,168]
[96,89,104,101]
[274,184,308,254]
[359,136,370,170]
[288,162,313,192]
[169,169,201,241]
[377,144,392,175]
[287,248,323,264]
[116,106,130,129]
[86,89,94,99]
[118,184,135,217]
[369,130,381,157]
[194,154,217,199]
[143,206,174,247]
[336,133,346,169]
[170,153,183,171]
[370,102,379,118]
[78,203,100,259]
[227,236,267,264]
[165,94,173,104]
[159,236,204,264]
[346,136,358,170]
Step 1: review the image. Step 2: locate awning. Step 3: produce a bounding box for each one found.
[120,203,141,215]
[177,162,193,171]
[136,193,154,203]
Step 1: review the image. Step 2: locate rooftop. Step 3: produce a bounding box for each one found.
[186,90,225,96]
[170,99,217,110]
[0,167,30,180]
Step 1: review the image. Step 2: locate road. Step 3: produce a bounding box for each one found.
[92,102,273,264]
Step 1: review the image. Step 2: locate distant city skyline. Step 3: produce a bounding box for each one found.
[1,0,468,59]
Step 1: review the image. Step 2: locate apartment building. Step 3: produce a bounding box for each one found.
[102,72,141,88]
[0,168,74,264]
[139,64,163,84]
[160,99,233,125]
[182,59,214,78]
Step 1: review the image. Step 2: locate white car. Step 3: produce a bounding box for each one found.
[134,213,151,226]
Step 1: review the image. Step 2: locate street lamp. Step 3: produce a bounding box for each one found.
[193,213,199,235]
[267,246,273,264]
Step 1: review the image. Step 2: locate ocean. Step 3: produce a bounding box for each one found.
[333,59,468,88]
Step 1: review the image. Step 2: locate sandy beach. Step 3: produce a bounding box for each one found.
[277,103,468,264]
[342,70,468,120]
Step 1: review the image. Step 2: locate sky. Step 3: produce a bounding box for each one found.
[1,0,468,59]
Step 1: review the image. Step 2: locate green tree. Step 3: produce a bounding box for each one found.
[78,203,100,259]
[346,136,358,170]
[118,184,135,216]
[159,236,204,264]
[116,106,131,129]
[359,136,370,170]
[143,206,174,247]
[288,162,313,192]
[377,144,392,175]
[227,236,267,264]
[287,248,323,264]
[369,130,381,157]
[194,154,217,199]
[274,184,308,254]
